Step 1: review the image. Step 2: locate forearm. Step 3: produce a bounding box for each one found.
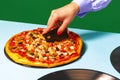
[72,0,112,18]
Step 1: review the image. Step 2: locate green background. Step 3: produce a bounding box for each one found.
[0,0,120,33]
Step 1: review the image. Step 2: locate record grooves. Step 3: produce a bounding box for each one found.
[38,69,119,80]
[111,46,120,73]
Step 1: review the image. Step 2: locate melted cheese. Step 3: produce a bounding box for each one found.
[8,29,78,63]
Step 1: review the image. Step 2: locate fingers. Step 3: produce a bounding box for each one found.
[43,11,59,34]
[57,20,69,35]
[48,11,59,28]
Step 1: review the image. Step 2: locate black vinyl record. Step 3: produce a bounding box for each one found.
[111,46,120,73]
[38,69,119,80]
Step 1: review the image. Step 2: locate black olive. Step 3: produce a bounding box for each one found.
[45,51,49,53]
[29,33,33,37]
[18,42,23,44]
[29,33,36,39]
[56,47,59,51]
[30,52,34,56]
[12,47,17,49]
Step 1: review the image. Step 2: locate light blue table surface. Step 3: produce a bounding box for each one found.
[0,20,120,80]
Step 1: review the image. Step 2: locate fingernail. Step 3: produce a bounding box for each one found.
[57,31,61,35]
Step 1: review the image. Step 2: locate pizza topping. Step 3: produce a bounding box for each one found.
[8,28,80,64]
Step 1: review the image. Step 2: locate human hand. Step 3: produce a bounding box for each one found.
[42,2,79,35]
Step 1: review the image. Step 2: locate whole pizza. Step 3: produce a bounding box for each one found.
[4,28,83,68]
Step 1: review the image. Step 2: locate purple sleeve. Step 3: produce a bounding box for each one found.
[72,0,111,18]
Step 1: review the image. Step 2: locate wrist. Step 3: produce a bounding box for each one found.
[70,2,80,14]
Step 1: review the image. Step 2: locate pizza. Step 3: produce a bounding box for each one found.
[4,28,83,68]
